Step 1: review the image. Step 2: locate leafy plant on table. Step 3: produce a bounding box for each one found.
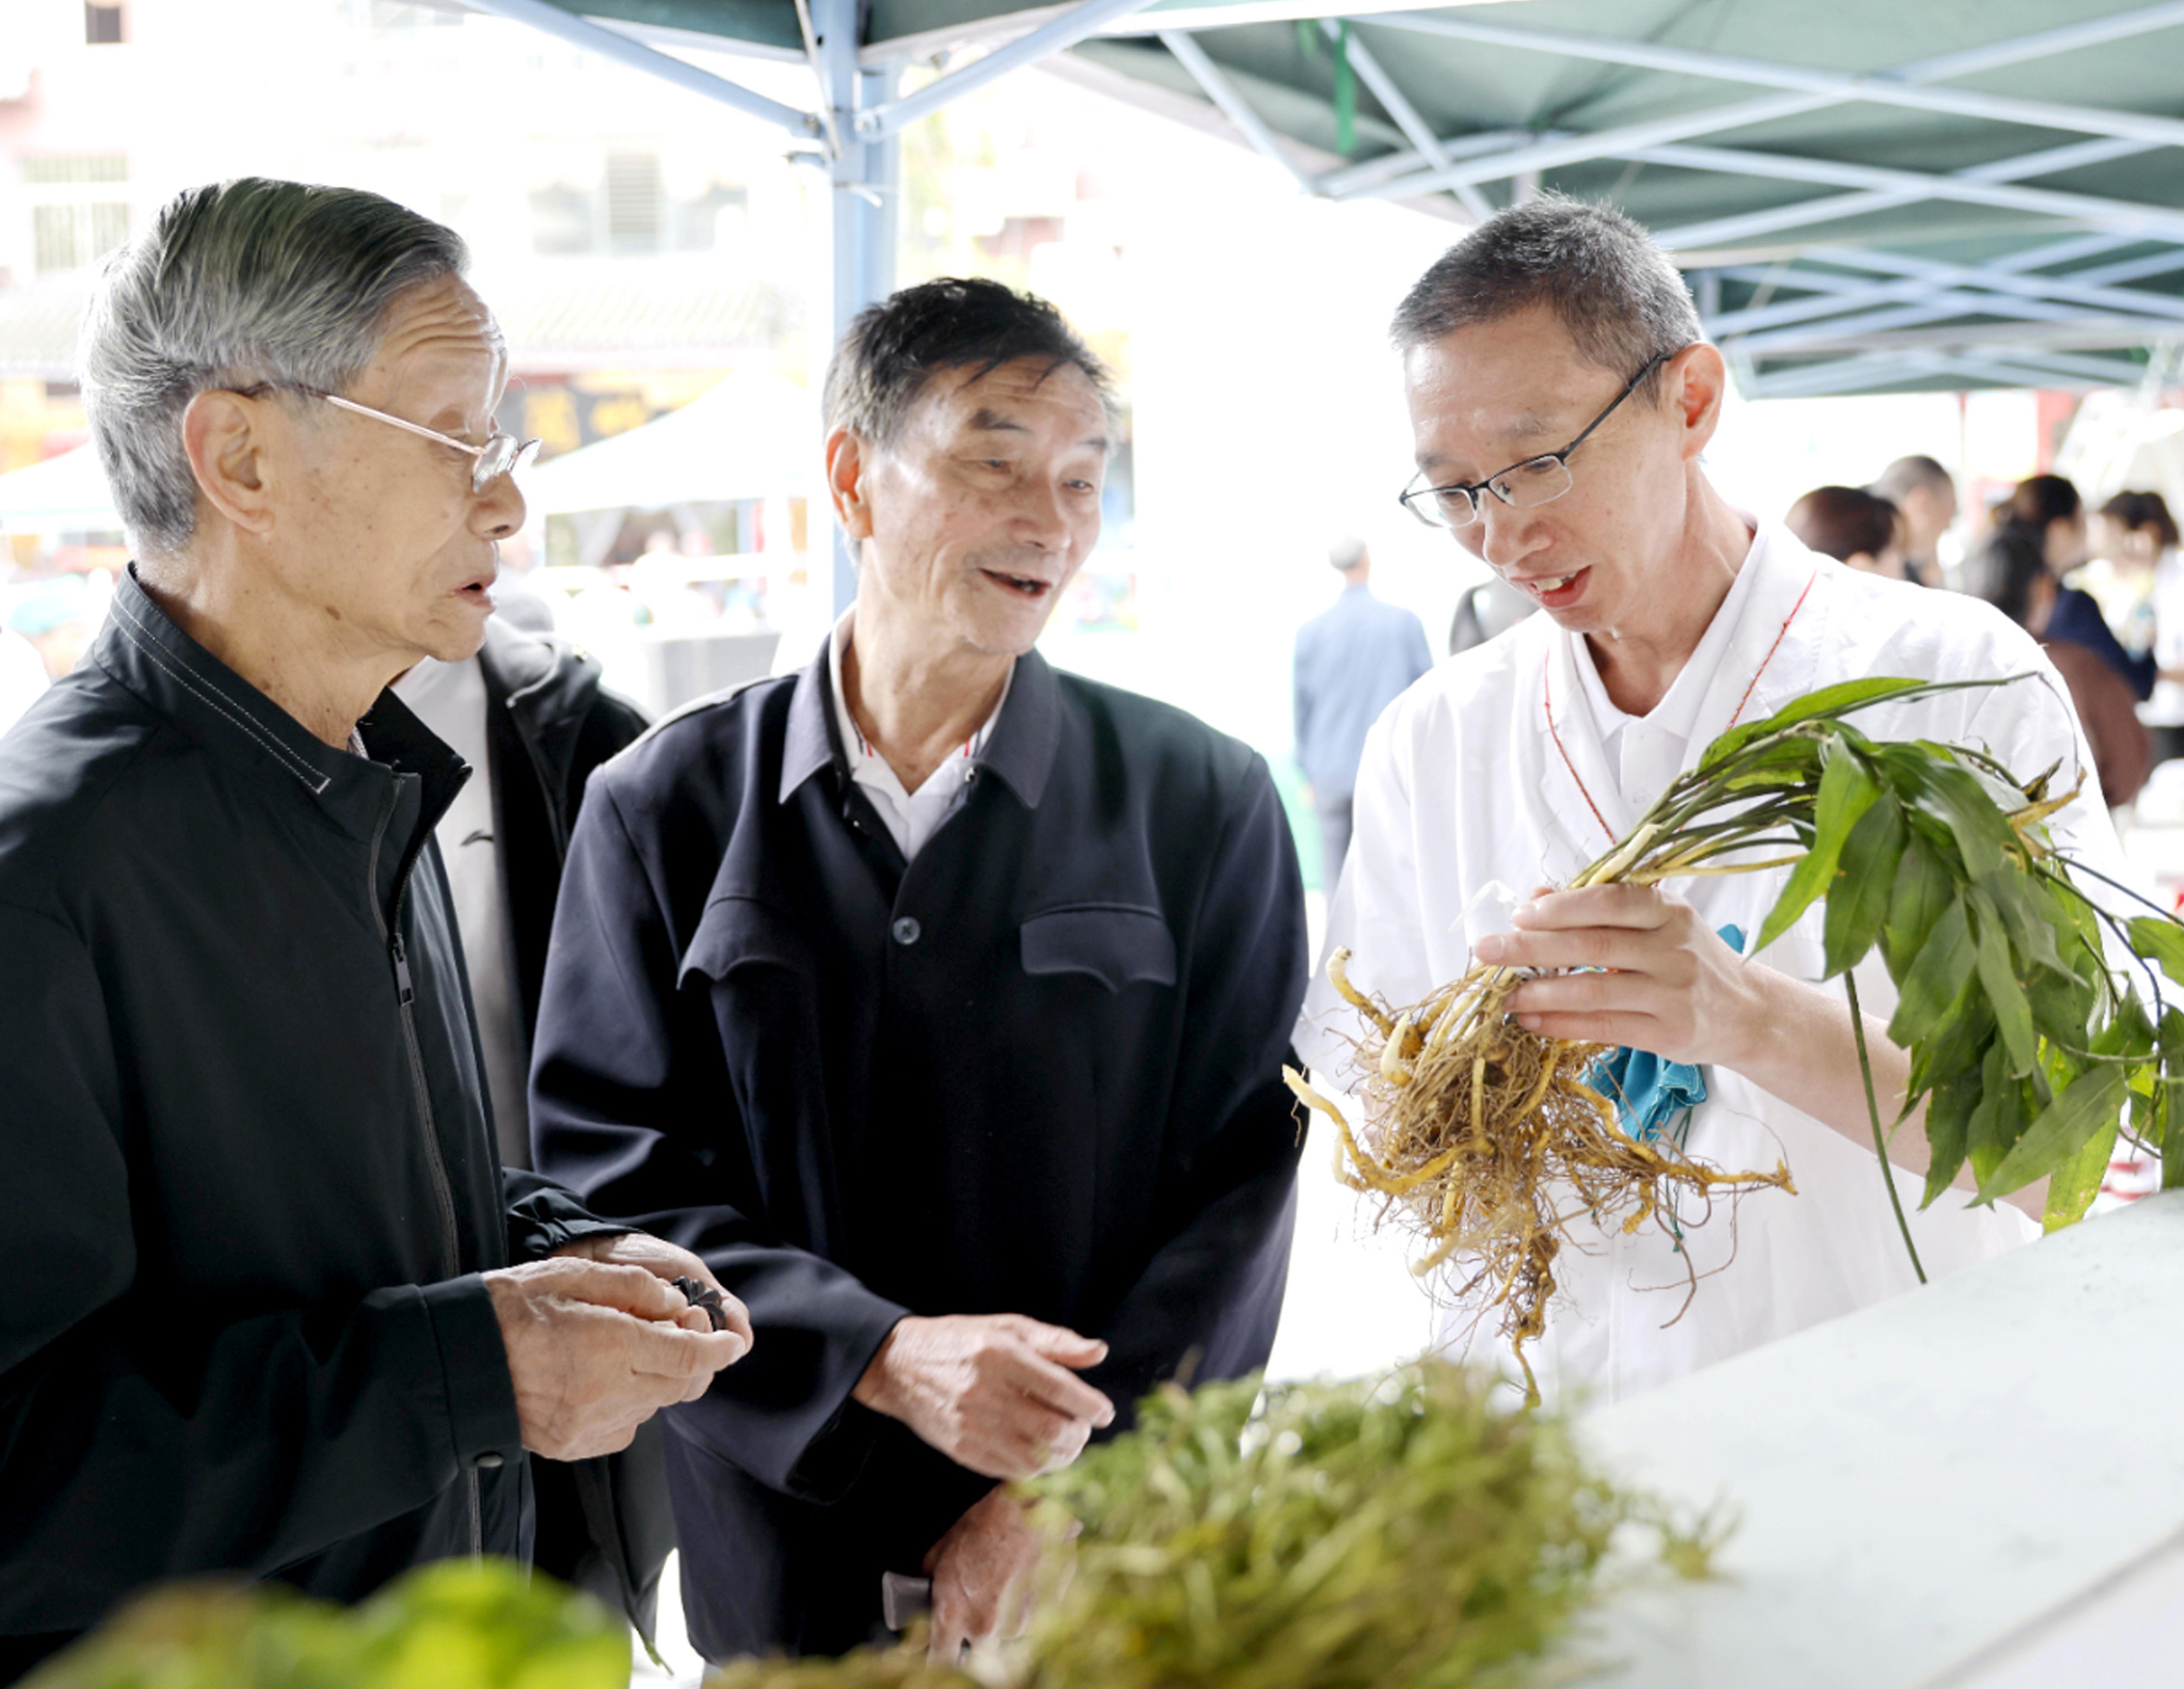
[1289,675,2184,1399]
[708,1363,1699,1689]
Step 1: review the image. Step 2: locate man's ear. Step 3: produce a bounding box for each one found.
[825,427,874,542]
[1667,342,1730,462]
[180,389,279,537]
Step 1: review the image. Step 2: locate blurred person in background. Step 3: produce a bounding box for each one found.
[1292,537,1433,881]
[0,621,44,737]
[1785,484,1907,577]
[1869,454,1958,587]
[1446,572,1534,656]
[2007,473,2159,699]
[2097,492,2184,765]
[392,619,658,1628]
[7,575,96,681]
[1965,523,2149,806]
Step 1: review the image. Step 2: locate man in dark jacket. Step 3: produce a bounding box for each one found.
[532,279,1308,1664]
[0,179,750,1682]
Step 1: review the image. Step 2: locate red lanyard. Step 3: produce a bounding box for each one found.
[1544,569,1818,847]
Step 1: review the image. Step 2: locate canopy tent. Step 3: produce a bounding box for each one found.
[0,443,121,536]
[516,368,817,514]
[487,0,2184,409]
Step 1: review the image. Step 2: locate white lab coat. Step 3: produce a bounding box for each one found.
[1301,523,2134,1406]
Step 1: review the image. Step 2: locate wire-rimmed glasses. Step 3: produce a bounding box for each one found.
[236,381,541,495]
[1398,348,1677,531]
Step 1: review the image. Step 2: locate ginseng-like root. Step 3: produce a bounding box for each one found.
[1290,950,1795,1404]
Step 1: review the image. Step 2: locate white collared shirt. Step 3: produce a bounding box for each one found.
[1302,523,2138,1406]
[1570,528,1769,816]
[829,609,1010,862]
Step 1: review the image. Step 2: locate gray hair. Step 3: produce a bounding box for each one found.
[1871,455,1957,501]
[1329,536,1368,572]
[78,178,469,555]
[1389,195,1701,400]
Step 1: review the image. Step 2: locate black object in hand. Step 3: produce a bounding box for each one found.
[672,1275,730,1331]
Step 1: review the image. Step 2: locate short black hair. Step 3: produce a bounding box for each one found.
[823,277,1113,446]
[2008,473,2082,532]
[2100,489,2179,550]
[1965,524,2052,630]
[1787,485,1901,565]
[1389,195,1700,401]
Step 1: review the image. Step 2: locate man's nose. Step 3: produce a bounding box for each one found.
[1475,500,1548,574]
[472,471,526,541]
[1013,477,1076,550]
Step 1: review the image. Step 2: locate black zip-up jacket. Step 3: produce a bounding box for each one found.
[0,570,624,1678]
[475,618,650,1080]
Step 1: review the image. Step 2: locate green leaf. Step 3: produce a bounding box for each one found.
[1964,1052,2022,1193]
[2161,1009,2184,1188]
[2129,915,2184,986]
[2042,1109,2119,1232]
[1976,868,2068,979]
[1920,1069,1977,1209]
[1878,746,2017,881]
[1755,744,1880,953]
[1888,899,1977,1049]
[1882,834,1955,988]
[1822,796,1905,979]
[1984,1064,2127,1199]
[1906,991,1991,1099]
[1698,677,1933,772]
[1969,890,2036,1078]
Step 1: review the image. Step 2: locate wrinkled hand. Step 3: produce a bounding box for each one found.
[853,1314,1114,1480]
[1471,883,1767,1068]
[922,1488,1055,1661]
[551,1232,754,1355]
[484,1257,748,1461]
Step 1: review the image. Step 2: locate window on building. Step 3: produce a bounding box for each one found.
[604,152,664,255]
[24,156,130,274]
[84,3,125,43]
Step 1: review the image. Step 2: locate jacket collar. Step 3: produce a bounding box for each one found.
[96,564,468,844]
[478,616,599,801]
[778,635,1061,810]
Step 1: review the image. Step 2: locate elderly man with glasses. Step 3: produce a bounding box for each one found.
[1300,197,2133,1406]
[0,178,751,1680]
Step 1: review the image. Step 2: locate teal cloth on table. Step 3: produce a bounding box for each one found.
[1585,925,1745,1147]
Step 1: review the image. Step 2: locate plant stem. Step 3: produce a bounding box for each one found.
[1845,970,1925,1285]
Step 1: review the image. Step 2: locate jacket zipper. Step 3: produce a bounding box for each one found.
[371,784,483,1557]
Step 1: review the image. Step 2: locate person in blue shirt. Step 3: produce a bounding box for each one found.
[1292,539,1433,883]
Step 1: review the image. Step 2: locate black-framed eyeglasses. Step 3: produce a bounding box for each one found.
[234,381,541,495]
[1398,348,1679,531]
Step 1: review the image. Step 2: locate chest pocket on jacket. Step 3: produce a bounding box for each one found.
[1021,905,1176,994]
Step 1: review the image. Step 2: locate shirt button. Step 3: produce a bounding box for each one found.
[474,1451,506,1471]
[892,917,922,947]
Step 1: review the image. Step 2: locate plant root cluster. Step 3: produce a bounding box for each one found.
[1286,950,1795,1403]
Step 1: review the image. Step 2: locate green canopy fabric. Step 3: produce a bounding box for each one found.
[531,0,2184,394]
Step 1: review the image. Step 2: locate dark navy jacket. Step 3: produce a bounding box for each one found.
[530,644,1308,1660]
[0,570,624,1678]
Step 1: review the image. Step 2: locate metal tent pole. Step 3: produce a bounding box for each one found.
[813,0,898,612]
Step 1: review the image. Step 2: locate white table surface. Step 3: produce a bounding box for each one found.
[1565,1190,2184,1688]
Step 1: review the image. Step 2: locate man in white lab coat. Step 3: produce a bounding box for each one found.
[1302,197,2130,1406]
